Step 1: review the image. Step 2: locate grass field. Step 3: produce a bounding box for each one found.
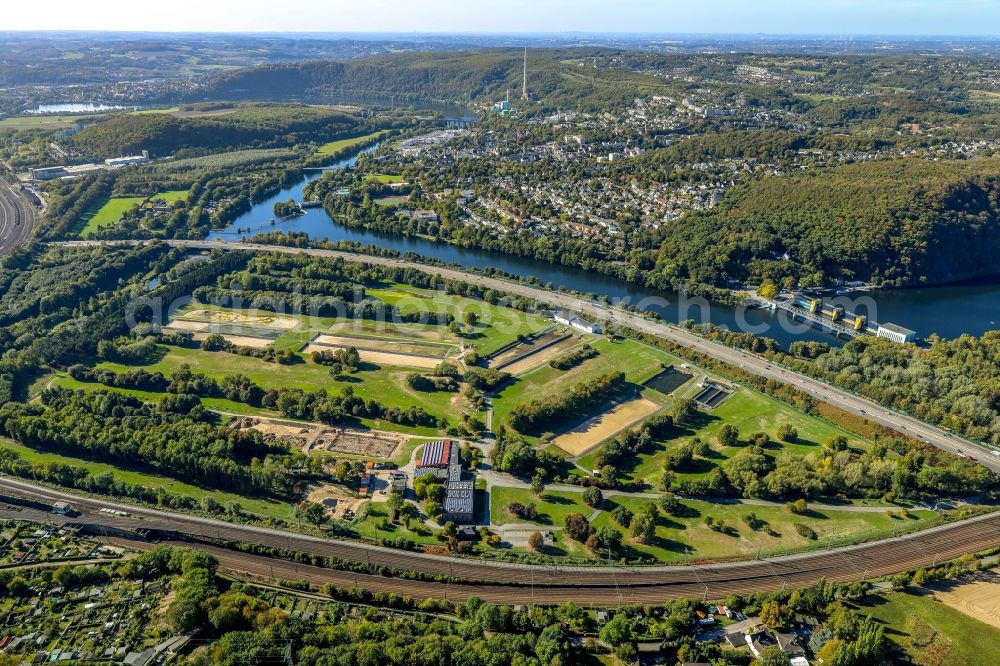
[0,114,103,129]
[578,383,867,486]
[489,485,940,562]
[365,173,405,183]
[350,502,441,547]
[854,590,1000,666]
[373,195,408,207]
[317,130,389,155]
[78,189,188,237]
[491,337,677,428]
[0,436,296,521]
[367,286,551,356]
[93,344,453,436]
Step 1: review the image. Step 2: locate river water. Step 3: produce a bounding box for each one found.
[208,145,1000,347]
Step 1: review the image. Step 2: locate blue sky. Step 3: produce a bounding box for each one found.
[6,0,1000,35]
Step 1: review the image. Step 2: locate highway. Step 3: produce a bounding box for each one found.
[0,178,37,256]
[2,475,1000,604]
[56,238,1000,474]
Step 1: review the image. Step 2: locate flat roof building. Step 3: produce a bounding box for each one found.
[876,322,916,344]
[443,480,475,523]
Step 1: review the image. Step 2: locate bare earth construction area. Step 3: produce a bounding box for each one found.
[230,415,403,458]
[552,397,662,456]
[163,309,300,347]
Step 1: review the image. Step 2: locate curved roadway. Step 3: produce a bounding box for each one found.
[2,475,999,604]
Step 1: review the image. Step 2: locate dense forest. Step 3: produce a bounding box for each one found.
[0,388,288,495]
[782,332,1000,445]
[67,105,362,158]
[203,48,675,111]
[653,156,1000,287]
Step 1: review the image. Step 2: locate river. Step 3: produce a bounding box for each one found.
[208,145,1000,347]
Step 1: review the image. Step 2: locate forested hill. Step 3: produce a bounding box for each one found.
[654,157,1000,287]
[202,49,671,110]
[67,105,361,158]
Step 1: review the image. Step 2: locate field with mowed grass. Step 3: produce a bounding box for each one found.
[367,286,552,356]
[577,382,868,485]
[853,589,1000,666]
[91,344,454,436]
[489,484,944,562]
[491,336,679,429]
[316,130,389,155]
[78,189,188,237]
[0,436,297,521]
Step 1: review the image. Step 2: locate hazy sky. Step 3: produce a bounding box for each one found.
[5,0,1000,35]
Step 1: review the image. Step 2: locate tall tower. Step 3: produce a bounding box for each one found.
[521,47,529,101]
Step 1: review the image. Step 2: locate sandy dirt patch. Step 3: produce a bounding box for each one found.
[163,320,209,332]
[303,342,440,368]
[552,398,661,457]
[489,330,565,368]
[311,333,451,359]
[230,416,404,458]
[502,337,582,376]
[183,331,273,348]
[306,483,364,520]
[930,569,1000,628]
[178,309,299,330]
[329,321,448,342]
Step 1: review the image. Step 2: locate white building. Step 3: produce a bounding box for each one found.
[553,310,601,334]
[105,151,149,167]
[876,323,916,344]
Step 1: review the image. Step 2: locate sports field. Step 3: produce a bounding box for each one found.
[491,336,678,428]
[552,397,662,456]
[78,189,188,237]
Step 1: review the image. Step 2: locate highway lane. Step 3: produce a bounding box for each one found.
[56,238,1000,474]
[0,179,37,256]
[3,476,1000,603]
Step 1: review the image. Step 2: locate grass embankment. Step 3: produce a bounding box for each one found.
[490,484,943,562]
[855,589,1000,666]
[0,436,296,521]
[579,385,868,486]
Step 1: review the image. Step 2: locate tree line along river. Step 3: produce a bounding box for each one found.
[208,143,1000,348]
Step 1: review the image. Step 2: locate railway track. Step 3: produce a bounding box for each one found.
[3,477,998,604]
[0,178,37,256]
